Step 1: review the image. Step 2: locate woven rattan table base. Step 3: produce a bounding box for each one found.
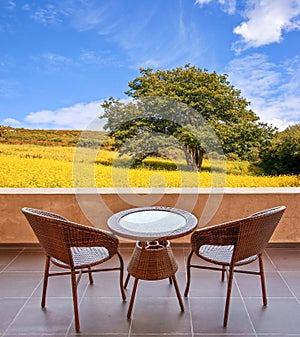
[125,240,184,318]
[127,240,178,280]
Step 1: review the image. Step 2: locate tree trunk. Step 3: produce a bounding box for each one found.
[183,146,197,171]
[195,147,204,171]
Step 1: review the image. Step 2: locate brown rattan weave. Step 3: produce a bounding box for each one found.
[124,240,184,319]
[127,240,178,280]
[184,205,286,327]
[22,207,126,332]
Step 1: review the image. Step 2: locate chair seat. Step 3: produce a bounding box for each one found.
[198,245,258,266]
[51,247,110,268]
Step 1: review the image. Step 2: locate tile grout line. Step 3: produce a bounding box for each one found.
[233,275,258,337]
[182,247,195,337]
[0,248,24,273]
[186,295,194,337]
[265,250,300,305]
[2,273,44,336]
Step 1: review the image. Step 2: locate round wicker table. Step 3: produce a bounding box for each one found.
[107,206,198,319]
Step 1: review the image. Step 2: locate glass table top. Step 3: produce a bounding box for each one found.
[107,206,198,241]
[119,210,186,234]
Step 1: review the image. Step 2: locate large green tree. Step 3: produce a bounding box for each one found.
[101,65,274,170]
[101,97,220,170]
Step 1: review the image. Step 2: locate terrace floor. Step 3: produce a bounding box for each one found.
[0,245,300,337]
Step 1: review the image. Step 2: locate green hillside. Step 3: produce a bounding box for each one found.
[0,126,107,147]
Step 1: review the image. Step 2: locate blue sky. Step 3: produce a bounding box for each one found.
[0,0,300,131]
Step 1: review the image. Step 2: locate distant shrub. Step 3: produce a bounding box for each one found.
[259,124,300,175]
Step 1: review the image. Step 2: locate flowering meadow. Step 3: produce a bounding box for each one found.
[0,144,299,188]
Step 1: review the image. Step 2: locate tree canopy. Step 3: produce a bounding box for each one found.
[101,65,275,170]
[258,124,300,175]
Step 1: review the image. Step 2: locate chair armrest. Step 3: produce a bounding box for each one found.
[63,221,120,257]
[249,205,285,218]
[22,207,68,221]
[191,221,240,253]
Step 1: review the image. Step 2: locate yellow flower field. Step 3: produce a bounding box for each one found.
[0,144,299,188]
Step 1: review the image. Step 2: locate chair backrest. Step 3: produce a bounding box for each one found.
[233,205,286,263]
[22,207,74,265]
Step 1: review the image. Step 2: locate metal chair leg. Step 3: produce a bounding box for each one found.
[117,252,126,301]
[41,256,50,308]
[258,254,267,306]
[223,266,234,327]
[221,265,226,281]
[184,250,193,297]
[71,269,80,332]
[87,266,94,284]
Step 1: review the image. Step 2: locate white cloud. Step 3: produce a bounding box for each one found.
[68,4,109,32]
[22,4,30,11]
[24,101,106,130]
[2,118,21,127]
[195,0,236,14]
[31,4,65,26]
[32,50,120,70]
[227,54,281,97]
[29,1,109,32]
[7,1,16,9]
[267,118,296,130]
[195,0,300,50]
[233,0,300,52]
[0,1,16,10]
[79,50,121,67]
[40,52,76,67]
[0,57,9,72]
[227,53,300,130]
[195,0,212,4]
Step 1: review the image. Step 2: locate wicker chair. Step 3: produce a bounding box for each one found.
[184,205,286,327]
[22,207,126,332]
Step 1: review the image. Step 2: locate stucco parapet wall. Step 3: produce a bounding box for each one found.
[1,187,299,194]
[0,188,299,244]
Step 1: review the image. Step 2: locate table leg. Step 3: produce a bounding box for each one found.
[171,274,184,312]
[127,277,139,319]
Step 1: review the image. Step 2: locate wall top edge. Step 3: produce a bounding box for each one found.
[0,187,299,194]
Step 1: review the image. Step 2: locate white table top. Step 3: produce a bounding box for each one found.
[107,206,198,241]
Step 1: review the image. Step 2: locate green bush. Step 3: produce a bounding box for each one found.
[259,124,300,175]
